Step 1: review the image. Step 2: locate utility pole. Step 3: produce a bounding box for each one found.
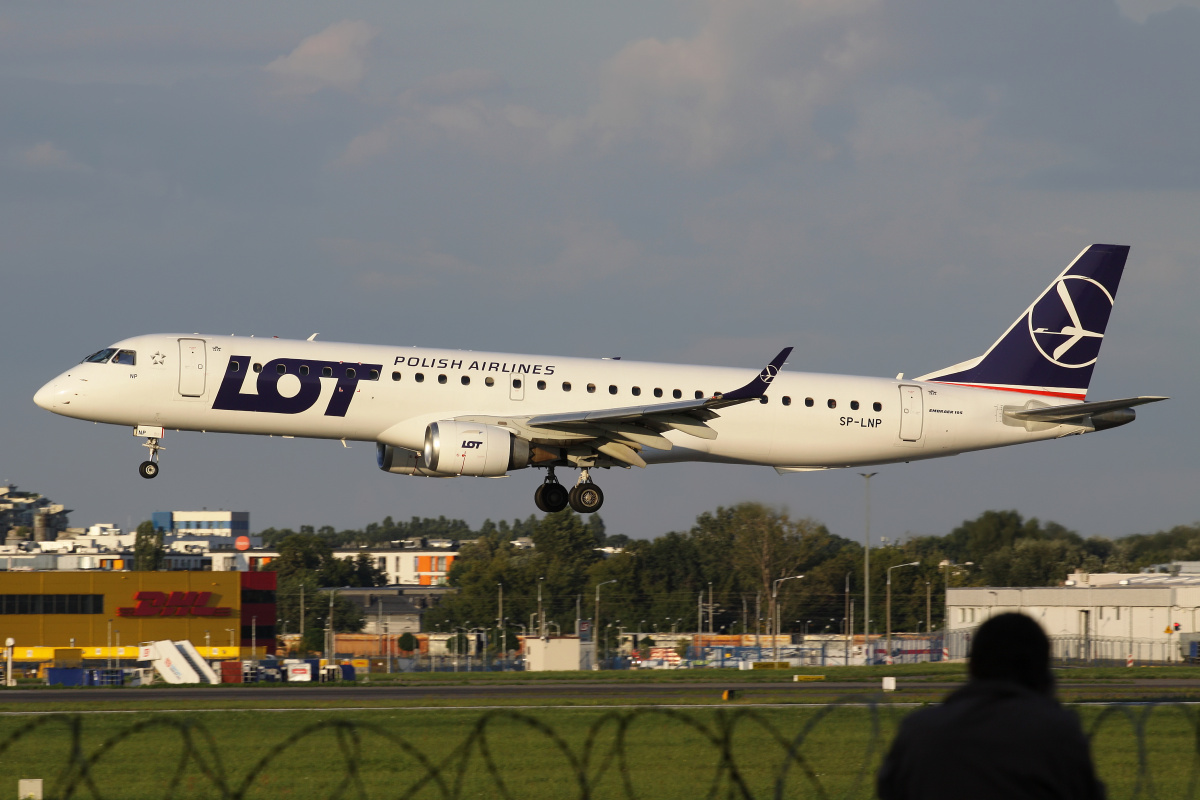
[538,577,545,639]
[497,583,504,655]
[299,584,305,643]
[859,472,877,663]
[327,589,335,660]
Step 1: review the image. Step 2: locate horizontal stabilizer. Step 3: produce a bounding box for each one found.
[1004,396,1168,423]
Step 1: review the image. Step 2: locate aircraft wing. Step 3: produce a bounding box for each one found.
[1003,395,1168,423]
[491,347,793,467]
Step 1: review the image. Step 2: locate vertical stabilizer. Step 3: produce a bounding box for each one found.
[917,244,1129,400]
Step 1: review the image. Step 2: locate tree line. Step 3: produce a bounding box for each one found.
[155,506,1200,641]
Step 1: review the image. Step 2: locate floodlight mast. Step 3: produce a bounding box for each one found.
[859,472,877,663]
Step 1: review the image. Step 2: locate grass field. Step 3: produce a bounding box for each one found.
[1,702,1197,799]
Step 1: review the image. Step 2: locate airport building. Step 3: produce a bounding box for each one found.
[152,510,250,537]
[948,570,1200,662]
[0,570,276,662]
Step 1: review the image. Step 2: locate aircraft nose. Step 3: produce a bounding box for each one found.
[34,378,71,411]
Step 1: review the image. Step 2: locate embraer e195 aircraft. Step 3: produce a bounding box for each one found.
[34,244,1165,514]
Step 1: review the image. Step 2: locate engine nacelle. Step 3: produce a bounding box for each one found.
[423,421,531,477]
[1091,407,1136,432]
[377,443,450,477]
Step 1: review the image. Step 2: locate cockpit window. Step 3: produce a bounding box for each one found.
[113,350,136,366]
[83,349,117,364]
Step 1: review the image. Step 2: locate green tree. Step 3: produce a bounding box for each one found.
[133,520,165,571]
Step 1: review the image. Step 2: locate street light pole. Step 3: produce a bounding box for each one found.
[887,561,920,665]
[772,575,805,661]
[859,472,877,664]
[497,583,504,655]
[537,577,545,639]
[595,579,617,666]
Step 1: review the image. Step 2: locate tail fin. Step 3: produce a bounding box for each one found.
[917,244,1129,400]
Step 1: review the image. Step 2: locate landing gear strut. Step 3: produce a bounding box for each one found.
[138,434,163,480]
[568,469,604,514]
[534,467,568,512]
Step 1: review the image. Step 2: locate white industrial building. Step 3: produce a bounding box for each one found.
[949,571,1200,663]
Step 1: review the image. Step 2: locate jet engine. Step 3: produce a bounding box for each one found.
[423,421,532,477]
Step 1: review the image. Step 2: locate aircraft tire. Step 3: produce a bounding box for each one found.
[541,482,569,513]
[139,461,159,479]
[568,483,604,514]
[534,484,550,512]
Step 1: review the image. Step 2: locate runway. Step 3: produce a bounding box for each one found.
[5,677,1200,706]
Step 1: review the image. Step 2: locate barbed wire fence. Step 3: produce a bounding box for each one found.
[1,701,1197,799]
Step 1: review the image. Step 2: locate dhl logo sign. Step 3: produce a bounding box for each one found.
[117,591,232,617]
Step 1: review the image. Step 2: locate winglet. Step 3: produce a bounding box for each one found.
[713,347,793,403]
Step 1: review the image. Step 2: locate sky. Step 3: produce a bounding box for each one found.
[2,0,1198,546]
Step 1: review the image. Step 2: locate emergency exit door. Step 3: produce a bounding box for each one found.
[178,338,207,397]
[898,385,924,441]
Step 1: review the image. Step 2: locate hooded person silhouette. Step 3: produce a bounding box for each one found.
[877,613,1105,800]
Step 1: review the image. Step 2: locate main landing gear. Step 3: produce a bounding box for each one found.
[533,467,604,514]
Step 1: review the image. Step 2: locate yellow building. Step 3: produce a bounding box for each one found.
[0,571,276,662]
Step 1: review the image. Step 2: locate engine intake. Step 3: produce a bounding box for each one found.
[423,421,531,477]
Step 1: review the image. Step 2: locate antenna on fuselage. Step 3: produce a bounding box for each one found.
[308,333,320,341]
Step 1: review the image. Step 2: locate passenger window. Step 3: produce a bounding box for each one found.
[609,385,618,395]
[299,365,310,376]
[113,350,136,366]
[276,364,287,374]
[805,397,814,407]
[368,369,379,381]
[695,391,704,400]
[873,402,882,412]
[850,401,859,411]
[673,389,682,399]
[321,366,332,377]
[782,396,791,406]
[537,380,547,390]
[83,349,117,364]
[827,399,836,409]
[229,361,241,373]
[437,374,447,384]
[632,386,641,396]
[587,383,596,393]
[461,376,470,386]
[759,396,768,404]
[562,382,572,392]
[654,388,663,398]
[346,368,356,380]
[254,363,263,373]
[513,379,522,389]
[392,371,401,381]
[485,377,495,387]
[415,373,425,383]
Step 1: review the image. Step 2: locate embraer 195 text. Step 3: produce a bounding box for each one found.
[35,245,1166,514]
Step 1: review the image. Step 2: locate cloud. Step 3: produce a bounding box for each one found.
[17,141,91,173]
[265,20,377,95]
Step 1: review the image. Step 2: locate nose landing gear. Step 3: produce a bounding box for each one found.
[135,426,165,480]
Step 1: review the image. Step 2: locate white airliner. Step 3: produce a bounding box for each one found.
[34,244,1165,514]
